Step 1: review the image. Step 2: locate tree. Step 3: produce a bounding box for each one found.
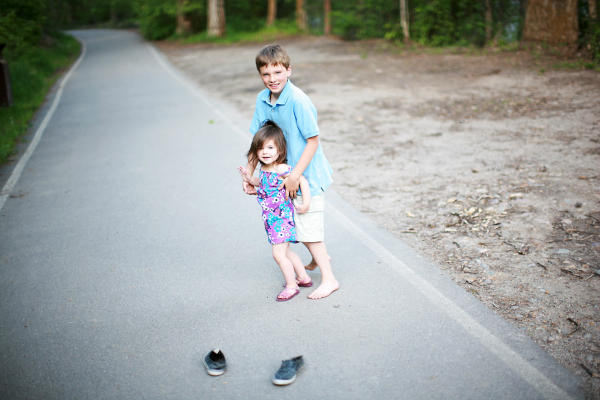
[522,0,578,45]
[591,0,597,20]
[296,0,307,31]
[400,0,409,42]
[207,0,225,37]
[266,0,276,27]
[324,0,331,35]
[485,0,492,43]
[176,0,192,35]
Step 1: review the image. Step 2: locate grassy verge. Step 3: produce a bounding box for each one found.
[0,32,81,164]
[175,21,302,45]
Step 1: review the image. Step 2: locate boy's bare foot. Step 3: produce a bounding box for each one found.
[304,255,331,271]
[307,280,339,300]
[304,259,318,271]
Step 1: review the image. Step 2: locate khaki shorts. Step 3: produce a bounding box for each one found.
[293,194,324,243]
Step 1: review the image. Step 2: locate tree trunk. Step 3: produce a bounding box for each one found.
[267,0,276,27]
[485,0,492,44]
[110,0,117,25]
[522,0,578,45]
[176,0,192,35]
[324,0,331,35]
[296,0,307,31]
[591,0,597,20]
[207,0,226,37]
[400,0,409,42]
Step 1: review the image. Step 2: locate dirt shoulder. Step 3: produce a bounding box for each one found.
[157,36,600,398]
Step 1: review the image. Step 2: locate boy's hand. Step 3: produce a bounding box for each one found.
[280,172,300,199]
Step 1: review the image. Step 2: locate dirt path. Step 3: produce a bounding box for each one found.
[157,36,600,398]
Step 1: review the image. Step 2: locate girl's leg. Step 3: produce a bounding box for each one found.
[272,243,298,289]
[303,241,339,299]
[286,246,311,283]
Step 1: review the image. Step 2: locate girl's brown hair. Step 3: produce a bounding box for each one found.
[247,121,287,166]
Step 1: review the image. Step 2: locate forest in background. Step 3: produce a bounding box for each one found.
[2,1,600,52]
[0,0,599,163]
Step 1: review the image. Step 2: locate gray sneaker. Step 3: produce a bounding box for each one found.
[203,349,226,376]
[272,356,303,386]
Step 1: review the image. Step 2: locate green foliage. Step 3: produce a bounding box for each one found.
[578,0,600,64]
[332,0,398,40]
[137,0,177,40]
[588,21,600,62]
[412,0,487,46]
[0,0,47,54]
[182,20,300,45]
[0,32,80,163]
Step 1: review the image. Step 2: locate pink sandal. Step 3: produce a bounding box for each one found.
[297,278,313,287]
[277,287,300,302]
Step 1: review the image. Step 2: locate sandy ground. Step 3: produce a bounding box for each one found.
[156,36,600,398]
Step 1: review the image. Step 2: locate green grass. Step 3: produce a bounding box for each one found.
[176,21,301,45]
[0,32,81,164]
[551,60,600,71]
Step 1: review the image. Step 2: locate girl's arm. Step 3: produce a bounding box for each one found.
[238,165,260,187]
[294,176,311,214]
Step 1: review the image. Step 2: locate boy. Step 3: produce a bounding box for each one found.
[242,44,339,299]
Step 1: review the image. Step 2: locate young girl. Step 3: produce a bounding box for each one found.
[239,121,312,301]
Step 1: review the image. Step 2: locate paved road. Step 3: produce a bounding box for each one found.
[0,30,583,400]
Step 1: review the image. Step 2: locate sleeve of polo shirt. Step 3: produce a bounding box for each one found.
[293,97,319,139]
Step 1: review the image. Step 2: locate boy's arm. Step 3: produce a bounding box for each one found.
[282,135,319,199]
[294,176,311,214]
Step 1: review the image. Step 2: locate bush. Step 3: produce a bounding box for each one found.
[0,32,80,162]
[137,1,176,40]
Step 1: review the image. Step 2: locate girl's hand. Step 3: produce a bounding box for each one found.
[294,201,309,214]
[238,166,258,195]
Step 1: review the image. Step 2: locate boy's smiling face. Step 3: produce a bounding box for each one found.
[259,63,291,100]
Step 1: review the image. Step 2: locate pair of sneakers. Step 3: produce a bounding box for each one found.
[203,349,304,386]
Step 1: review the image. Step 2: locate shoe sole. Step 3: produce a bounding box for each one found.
[272,375,296,385]
[203,360,226,376]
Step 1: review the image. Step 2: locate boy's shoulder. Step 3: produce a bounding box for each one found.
[286,81,314,107]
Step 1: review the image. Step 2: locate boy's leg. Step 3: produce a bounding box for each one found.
[286,246,311,283]
[272,243,299,289]
[304,255,332,271]
[303,241,339,299]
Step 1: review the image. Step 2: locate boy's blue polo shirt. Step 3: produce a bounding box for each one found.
[250,80,333,196]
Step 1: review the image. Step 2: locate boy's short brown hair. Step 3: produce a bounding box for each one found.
[255,44,291,71]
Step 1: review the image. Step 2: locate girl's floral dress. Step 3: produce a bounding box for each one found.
[256,166,297,245]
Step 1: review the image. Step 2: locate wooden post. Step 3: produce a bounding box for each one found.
[267,0,276,27]
[0,44,13,108]
[207,0,226,37]
[485,0,492,44]
[400,0,410,42]
[296,0,307,31]
[591,0,597,20]
[324,0,331,35]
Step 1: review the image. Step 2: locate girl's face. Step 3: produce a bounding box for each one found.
[257,139,280,166]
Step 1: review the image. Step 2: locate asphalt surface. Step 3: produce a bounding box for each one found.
[0,29,583,400]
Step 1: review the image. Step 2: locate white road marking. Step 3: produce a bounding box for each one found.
[0,38,87,213]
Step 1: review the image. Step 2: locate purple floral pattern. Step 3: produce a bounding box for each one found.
[256,167,297,245]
